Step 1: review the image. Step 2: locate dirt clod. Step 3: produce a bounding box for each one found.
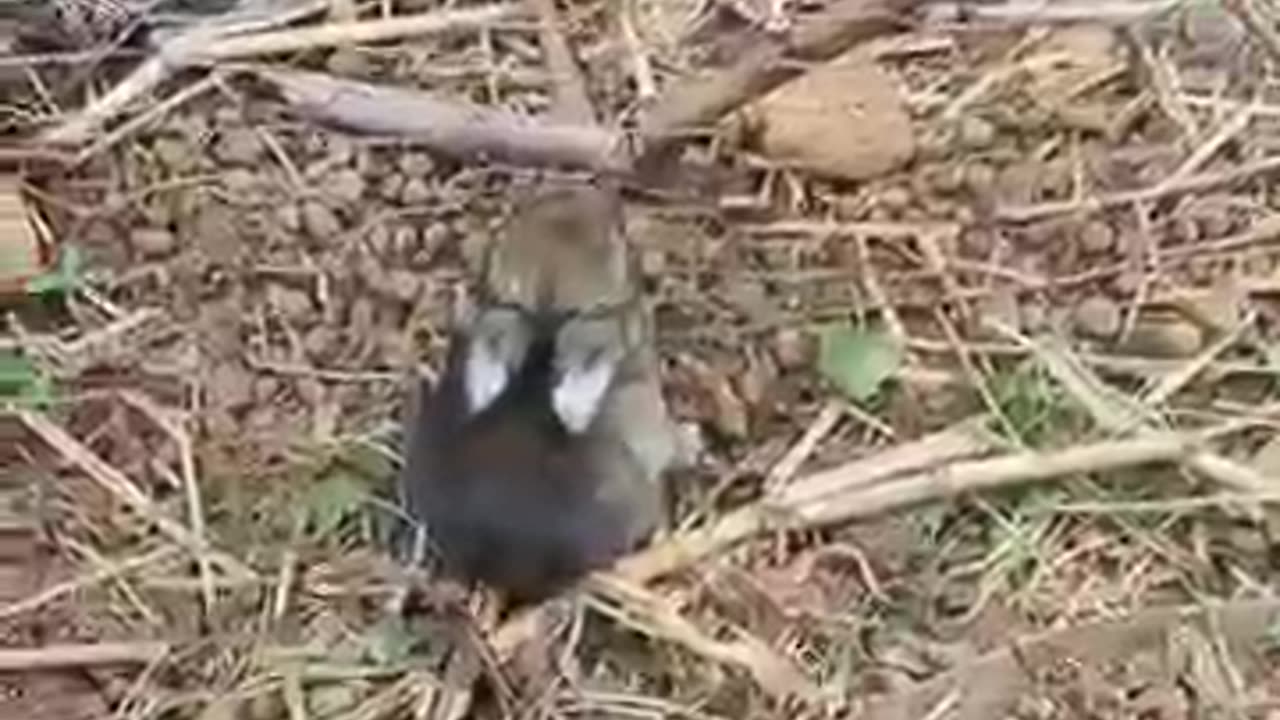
[1073,294,1122,340]
[130,226,177,258]
[750,50,914,181]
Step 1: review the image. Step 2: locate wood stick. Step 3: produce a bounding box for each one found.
[786,432,1197,527]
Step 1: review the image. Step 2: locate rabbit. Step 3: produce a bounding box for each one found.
[396,181,678,602]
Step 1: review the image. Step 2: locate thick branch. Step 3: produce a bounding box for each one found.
[260,68,627,172]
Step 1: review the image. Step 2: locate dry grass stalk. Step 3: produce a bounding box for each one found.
[185,4,523,63]
[115,389,216,616]
[586,574,818,700]
[0,641,168,671]
[783,431,1199,526]
[16,410,256,582]
[0,545,180,621]
[763,399,846,494]
[924,0,1181,25]
[1009,323,1275,498]
[996,153,1280,222]
[860,598,1280,720]
[1222,0,1280,64]
[40,2,524,147]
[770,415,999,509]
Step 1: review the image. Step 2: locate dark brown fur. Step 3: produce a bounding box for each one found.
[397,317,640,602]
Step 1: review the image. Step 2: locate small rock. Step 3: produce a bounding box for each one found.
[725,278,781,324]
[460,230,488,272]
[1073,294,1122,339]
[379,173,407,201]
[131,227,177,258]
[1021,299,1049,331]
[977,287,1021,335]
[325,168,366,206]
[365,223,392,256]
[221,167,259,196]
[189,203,241,263]
[773,327,812,370]
[957,115,997,149]
[877,185,912,213]
[208,361,253,412]
[400,177,431,205]
[379,329,414,367]
[349,296,375,331]
[1077,220,1116,254]
[963,161,998,198]
[391,224,418,257]
[327,47,375,77]
[640,247,666,276]
[1119,318,1204,358]
[252,375,281,403]
[421,222,451,255]
[1111,269,1144,296]
[268,284,313,323]
[303,325,336,359]
[301,201,342,240]
[356,253,385,289]
[398,152,436,177]
[295,377,326,407]
[922,163,964,195]
[213,106,241,127]
[352,148,376,176]
[958,228,995,257]
[215,127,262,165]
[275,203,302,233]
[302,159,332,181]
[153,137,198,173]
[1196,207,1233,238]
[386,269,422,304]
[1021,220,1064,249]
[167,114,210,145]
[326,135,355,166]
[994,162,1038,206]
[915,128,952,161]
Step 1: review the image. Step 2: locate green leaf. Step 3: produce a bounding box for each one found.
[26,245,83,297]
[0,352,39,393]
[817,325,902,402]
[300,472,366,538]
[0,351,54,408]
[335,442,395,481]
[362,616,416,666]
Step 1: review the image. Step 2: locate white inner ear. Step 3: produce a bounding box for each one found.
[552,360,616,434]
[464,342,511,416]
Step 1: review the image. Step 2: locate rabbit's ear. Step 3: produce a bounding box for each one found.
[551,315,625,433]
[463,307,532,416]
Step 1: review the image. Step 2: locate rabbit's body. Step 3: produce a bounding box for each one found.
[397,182,677,601]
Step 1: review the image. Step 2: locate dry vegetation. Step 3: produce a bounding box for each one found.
[4,0,1280,718]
